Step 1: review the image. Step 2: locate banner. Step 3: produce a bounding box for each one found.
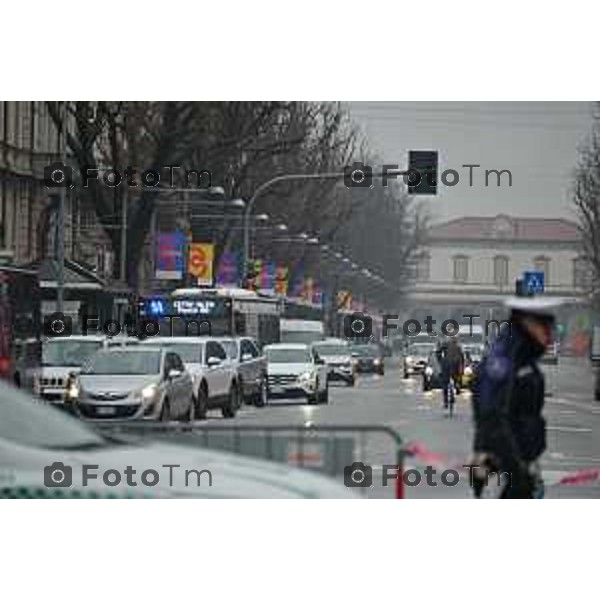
[245,259,262,291]
[216,251,240,288]
[337,290,352,311]
[274,265,289,296]
[260,261,277,294]
[188,243,214,286]
[155,232,186,280]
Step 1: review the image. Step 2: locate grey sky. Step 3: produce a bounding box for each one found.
[346,102,596,224]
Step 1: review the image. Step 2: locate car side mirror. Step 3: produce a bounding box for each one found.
[207,356,221,367]
[168,369,182,379]
[241,353,253,362]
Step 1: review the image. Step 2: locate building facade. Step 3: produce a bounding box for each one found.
[407,214,591,350]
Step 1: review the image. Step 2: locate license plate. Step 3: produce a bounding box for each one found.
[96,406,116,416]
[270,386,284,393]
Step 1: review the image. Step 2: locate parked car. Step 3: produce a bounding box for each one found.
[264,343,329,404]
[311,339,355,386]
[72,346,194,421]
[211,337,268,407]
[402,341,437,379]
[0,379,355,498]
[34,336,107,405]
[142,337,240,418]
[351,344,385,375]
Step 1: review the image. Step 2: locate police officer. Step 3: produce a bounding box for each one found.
[470,297,559,499]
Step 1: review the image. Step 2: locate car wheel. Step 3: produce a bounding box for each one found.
[196,386,208,420]
[348,375,355,387]
[254,378,268,407]
[307,394,319,405]
[222,383,238,418]
[159,398,170,422]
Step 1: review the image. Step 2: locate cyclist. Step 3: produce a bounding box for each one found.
[438,338,463,411]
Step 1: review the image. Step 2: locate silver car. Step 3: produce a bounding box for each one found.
[72,346,194,421]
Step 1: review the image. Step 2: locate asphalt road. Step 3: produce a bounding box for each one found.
[204,355,600,499]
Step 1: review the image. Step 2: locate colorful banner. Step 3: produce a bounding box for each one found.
[274,265,289,296]
[337,290,352,311]
[216,251,240,287]
[188,243,214,286]
[260,261,277,294]
[155,232,186,280]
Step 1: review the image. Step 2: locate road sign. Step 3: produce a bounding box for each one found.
[523,271,545,294]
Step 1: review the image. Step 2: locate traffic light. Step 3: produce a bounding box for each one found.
[408,150,438,195]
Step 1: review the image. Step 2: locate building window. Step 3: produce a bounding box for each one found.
[533,255,550,286]
[493,255,509,286]
[573,257,590,289]
[415,253,430,282]
[453,255,469,283]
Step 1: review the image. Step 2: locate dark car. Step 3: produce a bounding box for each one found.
[351,344,384,375]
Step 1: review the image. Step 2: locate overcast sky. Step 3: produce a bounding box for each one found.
[346,102,596,224]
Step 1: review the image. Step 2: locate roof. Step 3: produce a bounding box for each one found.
[427,215,581,243]
[45,335,106,343]
[264,343,310,350]
[25,258,105,289]
[142,337,208,345]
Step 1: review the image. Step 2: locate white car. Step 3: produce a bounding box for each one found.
[142,337,240,419]
[73,346,194,421]
[311,339,355,386]
[0,380,356,498]
[264,343,329,404]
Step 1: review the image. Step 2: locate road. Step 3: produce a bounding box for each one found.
[198,355,600,498]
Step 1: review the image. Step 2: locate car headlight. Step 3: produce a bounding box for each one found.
[425,366,433,376]
[405,356,413,364]
[66,381,80,400]
[141,383,159,400]
[297,370,316,386]
[464,366,473,376]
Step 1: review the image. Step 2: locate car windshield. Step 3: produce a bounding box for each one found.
[266,348,312,363]
[408,343,436,357]
[220,340,238,359]
[82,350,161,375]
[42,340,104,367]
[351,345,379,357]
[0,380,105,450]
[147,343,200,363]
[313,344,349,356]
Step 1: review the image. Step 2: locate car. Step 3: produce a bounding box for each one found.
[72,346,195,421]
[264,343,329,404]
[211,337,268,407]
[142,337,240,419]
[462,343,484,388]
[311,339,355,386]
[0,379,356,498]
[351,344,385,375]
[34,336,108,405]
[402,341,437,379]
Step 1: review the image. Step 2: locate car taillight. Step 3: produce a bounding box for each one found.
[0,357,11,375]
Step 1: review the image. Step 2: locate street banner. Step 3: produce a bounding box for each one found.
[337,290,352,310]
[216,251,240,287]
[274,265,289,296]
[155,232,186,280]
[302,277,314,302]
[245,259,262,291]
[188,243,214,285]
[260,260,277,294]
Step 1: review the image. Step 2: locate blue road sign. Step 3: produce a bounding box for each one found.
[523,271,545,294]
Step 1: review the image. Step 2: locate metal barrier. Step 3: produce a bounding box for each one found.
[93,422,407,499]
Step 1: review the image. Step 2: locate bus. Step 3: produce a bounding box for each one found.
[0,263,42,389]
[280,298,325,345]
[138,287,282,347]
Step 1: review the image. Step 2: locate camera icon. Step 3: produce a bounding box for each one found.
[44,162,73,188]
[343,312,372,339]
[43,312,73,338]
[344,162,373,188]
[344,462,373,488]
[44,462,73,488]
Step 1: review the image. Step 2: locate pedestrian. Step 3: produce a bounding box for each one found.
[470,297,559,499]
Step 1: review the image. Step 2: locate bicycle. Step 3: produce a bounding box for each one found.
[443,377,456,417]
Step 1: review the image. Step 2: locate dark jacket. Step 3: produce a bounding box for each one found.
[471,323,546,471]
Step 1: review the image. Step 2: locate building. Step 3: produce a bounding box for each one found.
[407,214,591,350]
